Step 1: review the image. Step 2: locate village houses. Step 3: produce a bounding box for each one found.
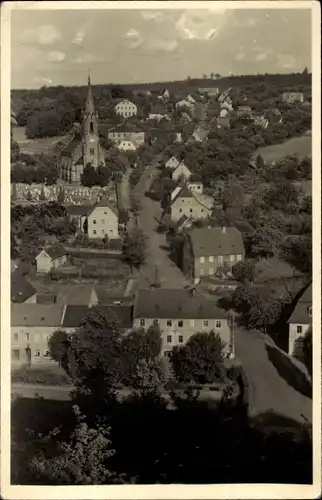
[217,108,231,128]
[114,99,138,118]
[11,269,37,304]
[220,96,233,111]
[117,140,136,152]
[282,92,304,104]
[287,283,312,358]
[171,161,192,182]
[182,226,245,283]
[170,184,213,222]
[133,288,232,358]
[87,198,119,239]
[165,156,181,170]
[148,103,169,121]
[64,204,92,232]
[35,246,67,274]
[107,126,145,147]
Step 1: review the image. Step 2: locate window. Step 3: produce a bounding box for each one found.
[90,148,95,155]
[216,320,222,328]
[200,257,205,263]
[297,325,303,334]
[178,335,184,343]
[104,212,107,215]
[101,230,105,234]
[44,351,50,357]
[218,255,223,263]
[201,209,204,213]
[12,349,20,360]
[101,219,105,223]
[13,333,18,341]
[90,122,94,133]
[208,256,214,263]
[237,254,242,261]
[140,318,145,327]
[230,255,235,262]
[190,208,193,213]
[93,220,97,224]
[204,320,209,327]
[190,320,195,327]
[179,209,182,213]
[167,319,172,327]
[153,320,159,327]
[93,230,97,235]
[178,320,183,328]
[200,268,204,275]
[35,350,40,357]
[25,333,29,341]
[209,268,214,275]
[167,335,172,343]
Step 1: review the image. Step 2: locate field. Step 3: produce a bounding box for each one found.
[252,133,312,164]
[12,126,66,155]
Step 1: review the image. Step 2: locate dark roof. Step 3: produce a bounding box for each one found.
[150,103,167,115]
[64,204,93,216]
[61,305,90,328]
[134,289,228,320]
[187,226,245,257]
[61,134,81,157]
[288,283,312,324]
[65,285,97,306]
[94,305,133,329]
[11,304,65,326]
[172,185,194,202]
[11,270,37,303]
[44,245,67,260]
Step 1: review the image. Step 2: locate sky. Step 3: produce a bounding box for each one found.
[10,6,312,89]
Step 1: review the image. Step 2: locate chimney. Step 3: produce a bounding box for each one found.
[222,226,226,234]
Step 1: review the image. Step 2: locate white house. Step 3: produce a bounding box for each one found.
[35,246,67,274]
[165,156,181,170]
[186,95,196,104]
[176,100,195,112]
[117,140,136,152]
[115,100,138,118]
[288,283,312,358]
[172,162,192,182]
[220,97,233,111]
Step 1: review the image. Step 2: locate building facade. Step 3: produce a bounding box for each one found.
[115,100,138,118]
[182,226,245,282]
[282,92,304,104]
[108,127,145,147]
[170,185,213,222]
[35,247,67,274]
[288,283,312,357]
[172,162,192,182]
[87,199,119,239]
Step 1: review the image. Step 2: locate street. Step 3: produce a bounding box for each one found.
[235,328,312,423]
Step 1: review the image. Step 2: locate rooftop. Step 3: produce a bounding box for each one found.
[64,204,93,216]
[89,198,118,217]
[42,245,67,260]
[288,283,312,325]
[11,304,65,327]
[61,134,82,157]
[11,270,37,304]
[187,226,245,257]
[134,288,229,320]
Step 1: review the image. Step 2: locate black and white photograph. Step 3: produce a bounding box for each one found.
[1,1,320,497]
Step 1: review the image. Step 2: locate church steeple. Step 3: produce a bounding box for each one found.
[85,70,95,116]
[82,70,100,169]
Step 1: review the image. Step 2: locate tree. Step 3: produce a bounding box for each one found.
[129,193,142,225]
[48,329,70,368]
[121,228,147,272]
[210,72,215,79]
[29,405,124,485]
[255,154,265,171]
[81,163,99,187]
[170,331,225,385]
[232,259,256,284]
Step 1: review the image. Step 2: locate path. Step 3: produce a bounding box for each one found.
[235,328,312,423]
[132,156,189,289]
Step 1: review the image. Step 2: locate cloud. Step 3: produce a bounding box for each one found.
[72,54,105,64]
[33,76,52,85]
[175,10,228,41]
[20,25,61,45]
[255,52,268,62]
[277,54,297,69]
[148,39,179,53]
[235,52,245,61]
[124,29,144,49]
[141,11,164,23]
[47,51,66,62]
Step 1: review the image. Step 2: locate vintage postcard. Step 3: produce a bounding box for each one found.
[1,1,321,499]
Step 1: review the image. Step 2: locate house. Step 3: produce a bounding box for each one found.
[64,284,99,307]
[216,108,231,128]
[170,186,183,201]
[192,126,209,143]
[287,283,312,358]
[114,99,138,118]
[160,89,170,100]
[87,198,119,239]
[107,126,145,147]
[165,156,181,170]
[198,88,219,97]
[182,226,245,283]
[172,162,192,182]
[264,108,283,124]
[220,96,233,111]
[35,246,67,274]
[11,304,65,366]
[176,99,195,112]
[187,181,203,194]
[186,94,196,104]
[174,214,193,233]
[253,115,269,129]
[11,269,37,304]
[180,112,192,124]
[218,90,231,104]
[148,103,169,121]
[282,92,304,104]
[133,288,232,357]
[117,140,136,152]
[174,132,183,143]
[64,204,92,232]
[237,106,252,119]
[170,185,213,222]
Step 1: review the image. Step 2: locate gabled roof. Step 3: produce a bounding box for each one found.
[61,134,82,158]
[89,198,118,217]
[61,305,90,328]
[288,283,312,324]
[11,304,65,327]
[11,270,37,303]
[172,185,194,202]
[41,245,67,261]
[134,288,229,320]
[64,285,97,306]
[187,226,245,257]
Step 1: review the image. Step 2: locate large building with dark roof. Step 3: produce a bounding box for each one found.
[133,288,232,357]
[58,74,107,184]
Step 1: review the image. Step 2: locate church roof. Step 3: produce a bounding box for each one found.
[84,74,95,115]
[61,134,82,157]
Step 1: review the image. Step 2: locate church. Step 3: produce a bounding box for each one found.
[58,74,107,184]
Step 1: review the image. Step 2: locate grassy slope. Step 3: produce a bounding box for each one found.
[252,134,312,163]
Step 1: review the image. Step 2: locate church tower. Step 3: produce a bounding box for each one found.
[82,72,100,168]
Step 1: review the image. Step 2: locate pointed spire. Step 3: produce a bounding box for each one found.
[85,70,95,115]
